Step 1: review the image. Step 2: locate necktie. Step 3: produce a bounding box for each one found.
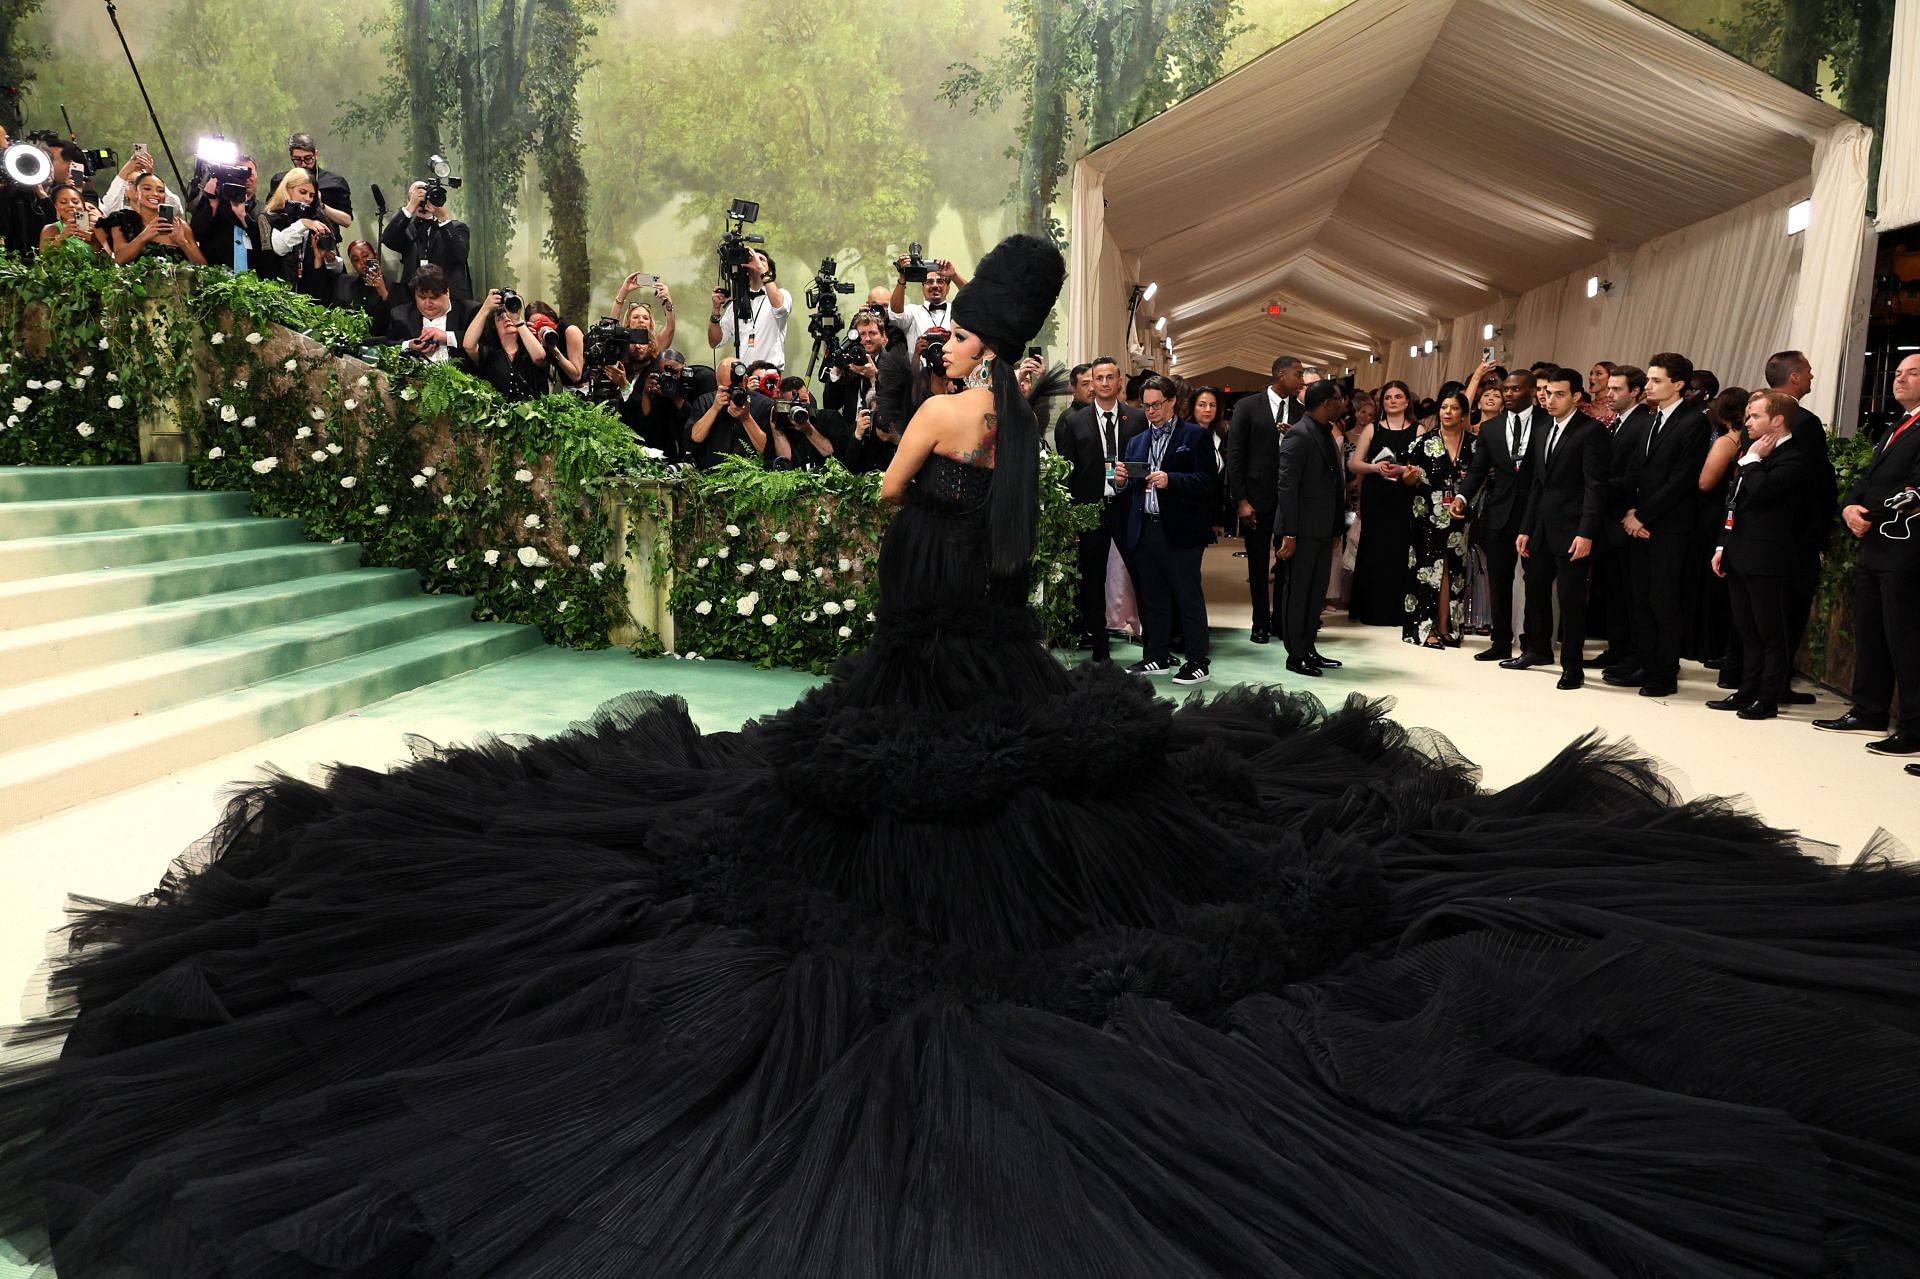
[1146,426,1168,514]
[1647,407,1668,456]
[1508,412,1521,457]
[1546,420,1564,464]
[1884,408,1920,452]
[1279,398,1290,427]
[1103,410,1117,460]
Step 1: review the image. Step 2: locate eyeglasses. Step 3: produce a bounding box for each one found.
[1141,398,1171,410]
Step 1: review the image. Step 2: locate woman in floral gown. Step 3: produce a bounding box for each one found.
[1402,390,1476,647]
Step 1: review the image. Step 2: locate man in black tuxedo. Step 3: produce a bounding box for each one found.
[1273,381,1348,678]
[1762,349,1838,705]
[1224,355,1305,642]
[385,265,479,366]
[1815,352,1920,762]
[1455,368,1543,661]
[1607,352,1712,698]
[1509,369,1610,689]
[1708,391,1819,719]
[1054,355,1145,662]
[1586,364,1651,668]
[1114,375,1218,684]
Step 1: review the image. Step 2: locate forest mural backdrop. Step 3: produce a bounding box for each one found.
[0,0,1895,369]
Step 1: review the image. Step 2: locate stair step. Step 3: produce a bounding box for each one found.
[0,568,421,688]
[0,517,303,583]
[0,490,253,539]
[0,596,478,751]
[0,624,542,831]
[0,543,365,630]
[0,463,189,503]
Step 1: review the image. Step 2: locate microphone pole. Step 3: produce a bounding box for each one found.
[102,0,186,195]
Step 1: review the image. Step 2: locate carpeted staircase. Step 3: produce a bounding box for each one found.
[0,464,542,831]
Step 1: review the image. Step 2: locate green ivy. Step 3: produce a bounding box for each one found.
[1807,430,1878,679]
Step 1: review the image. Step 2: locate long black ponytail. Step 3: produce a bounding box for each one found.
[985,347,1040,580]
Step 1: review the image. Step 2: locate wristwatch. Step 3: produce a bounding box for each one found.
[708,314,723,325]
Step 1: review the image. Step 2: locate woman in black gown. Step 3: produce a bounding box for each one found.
[1346,379,1419,624]
[4,237,1920,1278]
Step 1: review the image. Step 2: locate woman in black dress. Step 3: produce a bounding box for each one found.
[1346,379,1419,624]
[100,172,206,266]
[1691,386,1748,674]
[462,288,552,402]
[1191,386,1231,535]
[6,237,1920,1279]
[1402,390,1476,647]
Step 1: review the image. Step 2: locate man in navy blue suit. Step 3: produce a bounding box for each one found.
[1114,374,1218,685]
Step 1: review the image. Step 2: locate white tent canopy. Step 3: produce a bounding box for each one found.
[1069,0,1871,421]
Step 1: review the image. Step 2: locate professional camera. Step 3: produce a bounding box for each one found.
[654,366,690,399]
[921,332,948,374]
[497,288,523,314]
[802,255,856,376]
[899,241,939,284]
[714,197,768,332]
[583,317,647,370]
[771,399,813,429]
[191,137,247,203]
[821,334,866,376]
[423,154,463,207]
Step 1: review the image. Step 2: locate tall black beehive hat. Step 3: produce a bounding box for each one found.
[951,234,1065,359]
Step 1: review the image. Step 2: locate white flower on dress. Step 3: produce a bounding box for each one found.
[71,378,86,391]
[533,578,546,592]
[517,546,542,568]
[695,600,713,615]
[79,365,94,378]
[737,561,755,576]
[523,513,542,530]
[442,494,454,506]
[106,371,117,382]
[26,381,42,390]
[251,457,279,474]
[813,566,828,578]
[736,592,759,615]
[515,468,534,483]
[557,600,569,613]
[74,422,95,437]
[339,476,357,489]
[98,337,110,349]
[782,568,802,582]
[642,447,665,460]
[842,598,856,610]
[803,610,817,622]
[357,375,371,389]
[485,550,501,566]
[220,404,239,422]
[4,416,17,429]
[207,447,224,459]
[107,395,125,410]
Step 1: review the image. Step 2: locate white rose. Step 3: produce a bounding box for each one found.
[517,546,542,567]
[737,562,754,576]
[235,381,247,391]
[484,550,501,566]
[339,476,357,489]
[357,375,370,389]
[514,468,534,483]
[523,514,542,529]
[566,544,580,558]
[813,566,828,578]
[27,380,42,390]
[773,531,790,544]
[295,426,312,439]
[803,610,817,622]
[695,557,710,568]
[44,379,62,391]
[822,601,842,616]
[246,332,264,345]
[251,457,279,474]
[11,397,29,412]
[533,578,546,592]
[761,613,777,626]
[312,450,328,462]
[98,337,109,349]
[283,359,298,372]
[838,625,853,638]
[107,395,124,410]
[207,447,224,459]
[695,600,713,615]
[557,600,569,613]
[866,611,876,621]
[836,558,852,572]
[736,592,759,615]
[373,504,390,516]
[210,332,225,346]
[782,568,801,582]
[241,416,256,428]
[220,404,238,423]
[759,557,776,570]
[326,443,343,456]
[843,599,856,610]
[310,407,326,421]
[344,399,358,411]
[71,378,86,391]
[79,365,94,377]
[411,474,428,488]
[716,546,730,559]
[75,422,95,437]
[724,524,740,537]
[400,388,417,401]
[446,557,459,570]
[3,416,17,429]
[643,446,665,459]
[442,494,454,506]
[420,465,436,477]
[105,371,117,382]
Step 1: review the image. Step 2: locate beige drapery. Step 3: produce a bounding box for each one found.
[1878,0,1920,230]
[1069,0,1866,423]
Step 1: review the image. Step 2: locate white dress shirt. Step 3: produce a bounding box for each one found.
[888,298,954,351]
[715,289,792,369]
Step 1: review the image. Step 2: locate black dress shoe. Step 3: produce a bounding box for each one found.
[1638,681,1678,698]
[1701,657,1724,671]
[1715,671,1740,690]
[1250,628,1270,645]
[1307,651,1342,668]
[1812,711,1888,733]
[1906,763,1920,778]
[1866,734,1920,756]
[1705,694,1752,711]
[1499,653,1552,671]
[1556,673,1583,690]
[1473,646,1511,662]
[1285,656,1323,678]
[1602,667,1645,687]
[1780,689,1816,706]
[1582,653,1618,669]
[1738,702,1778,720]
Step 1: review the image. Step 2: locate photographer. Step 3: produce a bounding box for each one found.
[772,376,846,470]
[613,273,677,362]
[264,168,345,300]
[387,264,477,365]
[382,180,472,298]
[462,287,550,402]
[705,248,790,368]
[189,155,264,274]
[339,240,397,334]
[888,252,967,350]
[604,349,689,461]
[527,301,587,389]
[266,133,353,224]
[2,139,80,256]
[819,309,887,419]
[686,358,788,469]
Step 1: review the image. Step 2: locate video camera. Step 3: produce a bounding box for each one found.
[583,316,648,370]
[802,255,856,377]
[190,136,249,205]
[821,335,867,376]
[714,198,766,332]
[423,154,462,207]
[899,241,939,284]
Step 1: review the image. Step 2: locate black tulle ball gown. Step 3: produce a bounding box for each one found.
[4,449,1920,1277]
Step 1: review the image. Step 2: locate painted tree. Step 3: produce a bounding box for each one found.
[0,0,44,137]
[943,0,1247,242]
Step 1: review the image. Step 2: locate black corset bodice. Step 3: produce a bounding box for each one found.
[909,453,995,514]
